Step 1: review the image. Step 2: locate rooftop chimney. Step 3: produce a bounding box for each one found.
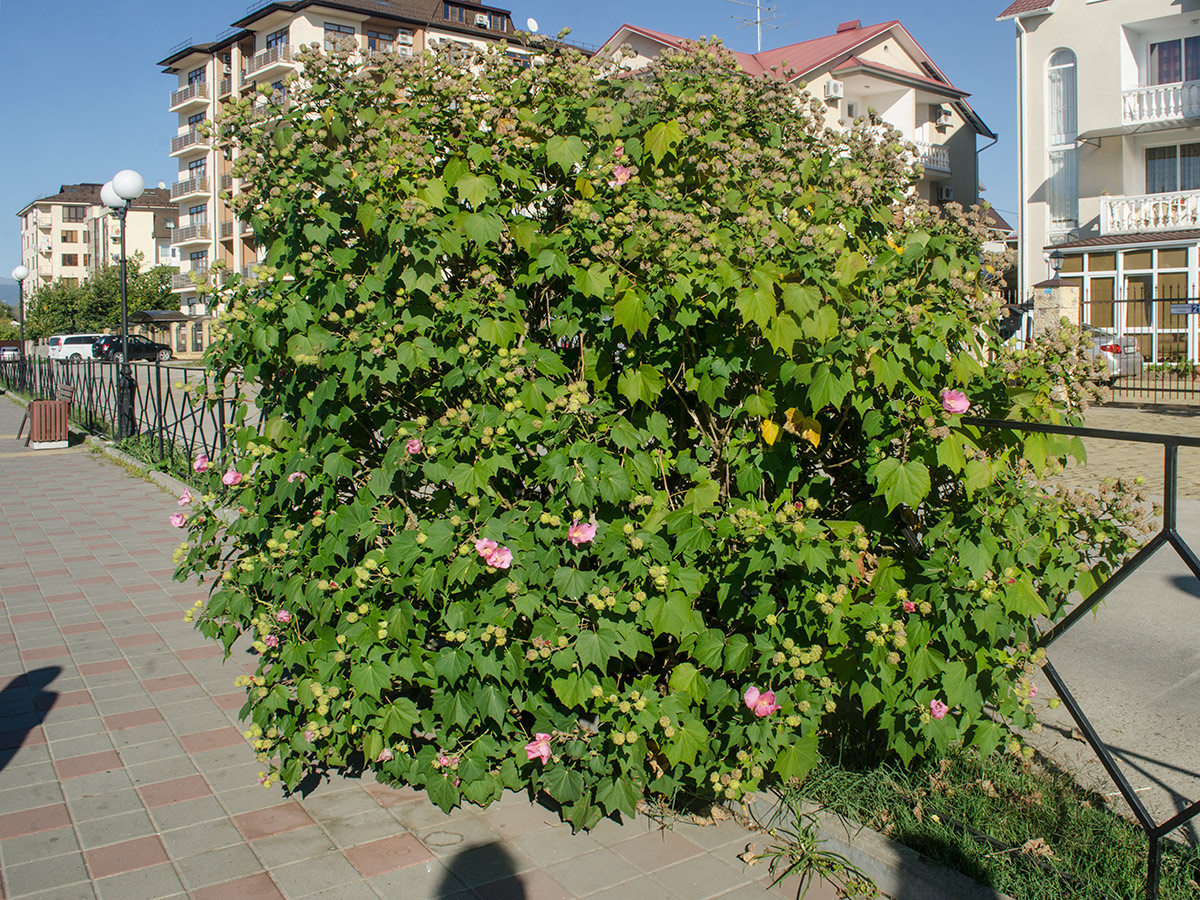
[835,20,861,33]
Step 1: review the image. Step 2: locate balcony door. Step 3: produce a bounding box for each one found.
[1146,142,1200,193]
[1150,37,1200,85]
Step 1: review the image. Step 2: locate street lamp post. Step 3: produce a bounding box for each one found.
[10,265,29,390]
[102,170,145,440]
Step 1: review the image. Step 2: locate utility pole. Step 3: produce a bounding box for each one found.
[726,0,784,53]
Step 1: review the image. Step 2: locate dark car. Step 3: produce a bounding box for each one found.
[92,334,173,363]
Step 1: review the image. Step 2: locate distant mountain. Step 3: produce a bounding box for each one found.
[0,278,18,307]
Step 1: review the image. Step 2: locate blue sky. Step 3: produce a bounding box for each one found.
[0,1,1018,271]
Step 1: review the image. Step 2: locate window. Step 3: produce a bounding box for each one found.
[63,207,85,222]
[82,254,89,268]
[188,204,208,226]
[61,254,78,267]
[1149,37,1200,86]
[188,158,207,176]
[507,51,530,69]
[1146,143,1200,193]
[60,230,77,243]
[1047,49,1079,237]
[266,28,288,49]
[443,3,465,22]
[188,66,206,85]
[188,111,206,127]
[189,251,208,265]
[368,30,394,53]
[324,22,355,52]
[82,230,88,243]
[62,278,79,288]
[192,323,204,353]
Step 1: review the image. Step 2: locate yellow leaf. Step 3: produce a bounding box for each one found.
[799,415,821,449]
[761,419,780,446]
[575,176,595,199]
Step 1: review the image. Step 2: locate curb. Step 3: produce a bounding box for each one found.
[743,794,1017,900]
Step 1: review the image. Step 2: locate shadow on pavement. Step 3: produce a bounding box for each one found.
[1169,573,1200,600]
[0,666,60,772]
[439,841,526,900]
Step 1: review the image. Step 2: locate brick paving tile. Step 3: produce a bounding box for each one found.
[46,690,94,710]
[175,645,222,661]
[144,612,184,624]
[142,674,197,693]
[93,601,135,613]
[12,612,54,624]
[0,725,45,749]
[0,802,71,840]
[212,691,245,710]
[61,623,107,635]
[82,835,169,879]
[179,727,245,753]
[77,660,130,676]
[137,774,212,808]
[343,834,434,878]
[20,646,69,662]
[190,872,285,900]
[232,802,316,841]
[101,709,164,730]
[76,576,114,586]
[54,750,123,780]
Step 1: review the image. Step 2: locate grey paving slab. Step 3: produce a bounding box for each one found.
[92,864,187,900]
[175,842,266,890]
[3,851,91,895]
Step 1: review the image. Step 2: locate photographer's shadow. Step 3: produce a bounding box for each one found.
[0,666,60,772]
[438,842,527,900]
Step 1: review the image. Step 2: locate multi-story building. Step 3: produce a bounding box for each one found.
[16,184,176,295]
[1001,0,1200,362]
[594,19,996,209]
[159,0,531,355]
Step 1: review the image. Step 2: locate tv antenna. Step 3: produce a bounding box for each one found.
[726,0,793,52]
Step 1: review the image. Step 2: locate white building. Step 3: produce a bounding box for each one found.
[594,19,996,209]
[1001,0,1200,362]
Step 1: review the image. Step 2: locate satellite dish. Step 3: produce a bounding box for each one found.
[526,17,539,32]
[157,182,166,190]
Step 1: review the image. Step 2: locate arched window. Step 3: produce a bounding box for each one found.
[1047,49,1079,237]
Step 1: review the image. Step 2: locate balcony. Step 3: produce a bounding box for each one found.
[172,267,209,291]
[244,44,293,79]
[219,220,235,240]
[172,223,211,246]
[169,82,209,112]
[218,76,232,97]
[1101,190,1200,235]
[241,264,259,281]
[220,174,233,192]
[170,175,210,201]
[911,140,950,174]
[169,129,209,157]
[1123,81,1200,127]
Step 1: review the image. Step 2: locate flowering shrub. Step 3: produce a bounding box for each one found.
[176,41,1148,828]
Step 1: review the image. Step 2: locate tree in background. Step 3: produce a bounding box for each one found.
[24,252,178,339]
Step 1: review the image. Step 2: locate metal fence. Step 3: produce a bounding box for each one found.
[0,357,236,464]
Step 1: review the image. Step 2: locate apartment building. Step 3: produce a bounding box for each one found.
[1001,0,1200,363]
[158,0,531,356]
[594,20,996,209]
[16,184,176,295]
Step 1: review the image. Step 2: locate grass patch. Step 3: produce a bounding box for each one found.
[784,747,1200,900]
[115,433,208,491]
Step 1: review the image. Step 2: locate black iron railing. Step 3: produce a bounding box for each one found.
[967,415,1200,900]
[0,357,235,464]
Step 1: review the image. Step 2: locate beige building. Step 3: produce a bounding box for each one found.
[158,0,532,356]
[1001,0,1200,362]
[594,19,996,209]
[16,184,176,296]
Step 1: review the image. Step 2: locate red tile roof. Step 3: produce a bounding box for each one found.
[752,20,896,78]
[996,0,1055,21]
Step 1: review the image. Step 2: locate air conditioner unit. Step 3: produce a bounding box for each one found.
[474,13,490,26]
[223,64,232,75]
[824,79,844,100]
[933,104,951,125]
[397,30,413,45]
[938,185,955,202]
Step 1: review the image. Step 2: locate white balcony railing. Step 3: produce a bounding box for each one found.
[171,266,209,290]
[245,44,292,77]
[172,223,211,244]
[169,129,208,155]
[1101,190,1200,235]
[1123,81,1200,126]
[911,140,951,173]
[169,82,208,110]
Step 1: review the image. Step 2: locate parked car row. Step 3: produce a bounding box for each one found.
[46,333,173,363]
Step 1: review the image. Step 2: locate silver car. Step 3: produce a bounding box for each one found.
[1082,324,1142,379]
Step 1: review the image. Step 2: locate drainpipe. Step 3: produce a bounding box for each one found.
[1015,15,1028,301]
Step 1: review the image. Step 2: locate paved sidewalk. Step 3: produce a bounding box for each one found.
[0,395,834,900]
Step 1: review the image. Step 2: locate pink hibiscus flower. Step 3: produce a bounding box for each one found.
[276,610,292,624]
[169,513,187,528]
[486,546,513,569]
[193,454,210,473]
[177,489,193,506]
[903,600,917,613]
[475,538,498,557]
[567,520,597,546]
[609,165,631,187]
[930,699,949,720]
[525,733,552,764]
[263,635,279,649]
[222,468,243,486]
[377,747,394,762]
[744,686,780,717]
[406,438,422,455]
[940,389,970,415]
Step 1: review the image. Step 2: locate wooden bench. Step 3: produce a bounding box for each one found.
[17,385,75,448]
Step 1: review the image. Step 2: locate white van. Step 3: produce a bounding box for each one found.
[47,333,106,361]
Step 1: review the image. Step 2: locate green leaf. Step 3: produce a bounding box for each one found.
[576,264,611,299]
[1004,576,1049,617]
[833,252,868,285]
[735,287,775,330]
[546,135,587,173]
[617,365,664,406]
[464,213,503,247]
[774,730,819,779]
[873,459,931,512]
[764,312,802,355]
[454,173,494,207]
[613,292,651,336]
[664,717,708,766]
[668,663,707,701]
[868,353,904,392]
[475,683,508,724]
[575,629,619,671]
[543,764,584,803]
[781,284,820,317]
[644,120,684,163]
[349,655,391,698]
[425,775,461,811]
[595,776,639,817]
